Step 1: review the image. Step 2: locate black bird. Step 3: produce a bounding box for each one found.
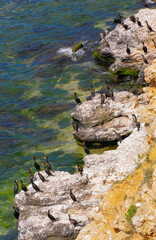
[126,44,131,54]
[29,168,34,183]
[141,0,149,8]
[48,210,58,222]
[70,189,77,202]
[20,180,28,192]
[100,91,105,105]
[141,54,149,64]
[73,92,82,104]
[68,214,78,228]
[136,18,143,27]
[152,39,156,48]
[83,142,90,154]
[13,205,19,219]
[145,21,154,32]
[113,130,122,143]
[44,156,52,170]
[14,180,18,195]
[38,171,46,182]
[91,84,95,99]
[121,22,130,30]
[105,84,114,101]
[76,164,83,176]
[130,15,136,23]
[43,162,52,176]
[33,157,41,171]
[142,41,148,53]
[113,14,124,24]
[132,114,140,131]
[104,29,110,36]
[31,180,42,192]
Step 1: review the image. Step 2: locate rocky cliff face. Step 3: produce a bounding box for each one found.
[76,61,156,240]
[14,8,156,240]
[97,8,156,75]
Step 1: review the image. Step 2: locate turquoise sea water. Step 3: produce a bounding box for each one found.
[0,0,147,239]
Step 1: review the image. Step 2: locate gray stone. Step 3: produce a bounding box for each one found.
[71,91,138,143]
[98,9,156,74]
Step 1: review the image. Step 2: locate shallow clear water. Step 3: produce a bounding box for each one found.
[0,0,147,238]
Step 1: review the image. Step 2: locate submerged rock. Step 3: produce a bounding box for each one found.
[71,91,138,144]
[97,9,156,75]
[72,43,83,53]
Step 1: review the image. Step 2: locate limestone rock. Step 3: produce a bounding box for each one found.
[97,9,156,75]
[15,125,148,240]
[71,91,138,143]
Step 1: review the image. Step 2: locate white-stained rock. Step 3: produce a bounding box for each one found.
[15,125,148,240]
[71,91,138,143]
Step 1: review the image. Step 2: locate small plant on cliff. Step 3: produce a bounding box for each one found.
[125,205,137,224]
[143,168,153,188]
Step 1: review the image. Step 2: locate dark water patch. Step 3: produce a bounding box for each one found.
[16,43,46,58]
[0,229,18,240]
[36,103,75,118]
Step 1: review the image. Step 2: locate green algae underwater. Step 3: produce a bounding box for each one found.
[0,0,145,239]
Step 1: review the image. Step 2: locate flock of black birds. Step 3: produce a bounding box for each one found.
[112,12,155,64]
[13,156,83,228]
[13,1,152,233]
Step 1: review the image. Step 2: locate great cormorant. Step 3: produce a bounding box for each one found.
[32,157,41,171]
[76,164,83,176]
[14,180,18,195]
[70,189,77,202]
[20,180,28,192]
[145,21,154,32]
[73,92,82,104]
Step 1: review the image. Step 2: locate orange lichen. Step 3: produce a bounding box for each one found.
[77,60,156,240]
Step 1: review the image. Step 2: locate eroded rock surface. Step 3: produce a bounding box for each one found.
[98,8,156,74]
[71,91,138,143]
[15,125,148,240]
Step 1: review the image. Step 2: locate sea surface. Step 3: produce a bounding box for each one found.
[0,0,147,239]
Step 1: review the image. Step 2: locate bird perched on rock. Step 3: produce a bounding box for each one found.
[29,168,34,183]
[68,214,78,228]
[13,205,19,219]
[141,54,149,64]
[136,18,143,27]
[141,0,149,8]
[38,171,46,182]
[44,156,52,171]
[76,164,83,176]
[113,14,124,24]
[105,84,114,101]
[132,114,140,131]
[152,39,156,48]
[145,20,154,32]
[31,180,42,192]
[43,162,52,176]
[32,157,41,171]
[121,22,130,30]
[83,142,90,154]
[141,41,148,54]
[104,29,110,37]
[14,180,18,195]
[126,44,131,54]
[91,84,95,99]
[100,32,104,41]
[48,210,58,222]
[113,130,122,143]
[70,189,77,202]
[73,92,82,104]
[130,15,136,23]
[100,90,105,105]
[20,180,28,192]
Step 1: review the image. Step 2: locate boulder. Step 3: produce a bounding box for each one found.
[71,91,138,144]
[96,9,156,75]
